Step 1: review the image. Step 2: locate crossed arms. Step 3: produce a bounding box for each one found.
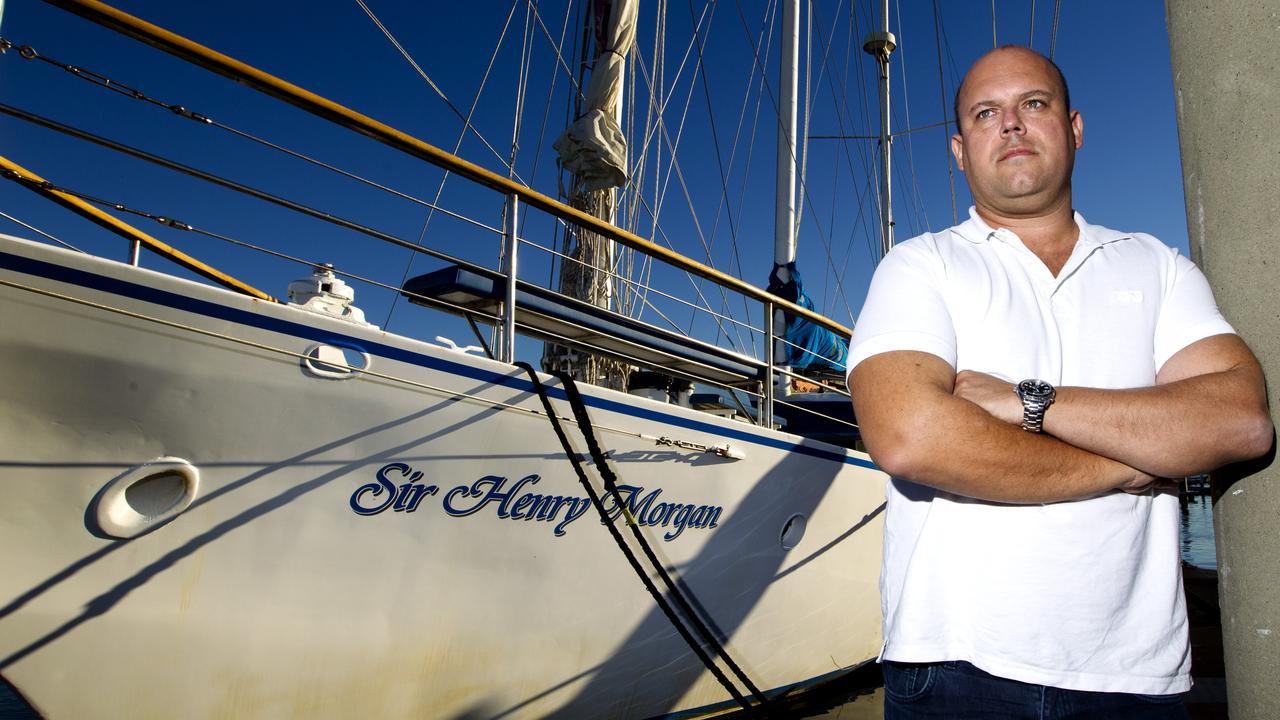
[848,333,1272,504]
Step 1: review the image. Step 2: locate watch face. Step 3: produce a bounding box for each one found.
[1018,379,1054,400]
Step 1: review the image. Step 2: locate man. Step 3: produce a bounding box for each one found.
[846,46,1272,718]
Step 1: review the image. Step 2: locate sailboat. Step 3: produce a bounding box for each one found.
[0,0,890,717]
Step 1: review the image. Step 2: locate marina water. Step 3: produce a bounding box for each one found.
[1181,494,1217,569]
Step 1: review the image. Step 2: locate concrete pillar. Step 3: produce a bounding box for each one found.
[1166,2,1280,717]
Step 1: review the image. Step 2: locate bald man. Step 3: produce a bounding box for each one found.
[847,46,1271,719]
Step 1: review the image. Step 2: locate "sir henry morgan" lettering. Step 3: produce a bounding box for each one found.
[350,462,723,541]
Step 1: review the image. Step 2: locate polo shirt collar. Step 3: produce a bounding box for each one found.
[954,206,1133,247]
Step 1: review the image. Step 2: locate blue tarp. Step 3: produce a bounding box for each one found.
[766,263,849,373]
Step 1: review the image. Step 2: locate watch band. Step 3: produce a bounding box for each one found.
[1016,379,1056,434]
[1021,402,1049,433]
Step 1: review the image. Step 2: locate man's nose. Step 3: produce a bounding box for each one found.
[1001,110,1025,135]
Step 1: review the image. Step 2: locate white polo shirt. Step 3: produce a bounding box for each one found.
[847,208,1234,694]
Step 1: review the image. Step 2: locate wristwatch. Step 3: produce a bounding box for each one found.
[1015,379,1056,433]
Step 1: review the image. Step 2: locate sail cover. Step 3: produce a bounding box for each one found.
[767,263,849,373]
[553,0,637,192]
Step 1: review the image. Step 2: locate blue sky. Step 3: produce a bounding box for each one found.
[0,0,1188,362]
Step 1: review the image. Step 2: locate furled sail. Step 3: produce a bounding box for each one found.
[766,262,849,373]
[553,0,637,192]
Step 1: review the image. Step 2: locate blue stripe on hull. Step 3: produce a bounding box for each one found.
[0,248,878,471]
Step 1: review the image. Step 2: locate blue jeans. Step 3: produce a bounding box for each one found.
[883,661,1190,719]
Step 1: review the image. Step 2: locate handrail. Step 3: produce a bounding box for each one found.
[40,0,852,340]
[0,153,276,301]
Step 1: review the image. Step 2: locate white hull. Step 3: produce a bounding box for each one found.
[0,234,885,718]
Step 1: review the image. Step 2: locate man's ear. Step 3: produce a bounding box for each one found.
[950,133,966,171]
[1070,110,1084,149]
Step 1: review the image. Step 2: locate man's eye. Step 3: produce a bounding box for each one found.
[1025,99,1046,109]
[976,108,996,120]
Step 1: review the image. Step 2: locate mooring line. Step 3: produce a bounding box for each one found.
[517,361,773,716]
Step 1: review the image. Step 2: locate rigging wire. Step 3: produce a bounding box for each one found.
[549,0,586,288]
[801,0,872,319]
[524,0,587,101]
[1049,0,1062,60]
[837,0,883,270]
[728,0,869,327]
[686,0,754,353]
[629,2,707,231]
[627,4,748,350]
[660,0,747,348]
[621,7,646,319]
[354,0,522,179]
[2,155,758,387]
[509,1,534,177]
[3,140,748,379]
[0,210,82,253]
[523,232,756,338]
[521,0,575,285]
[629,52,743,349]
[794,0,813,237]
[725,0,779,354]
[932,0,958,225]
[991,0,998,48]
[1029,0,1036,49]
[0,104,485,267]
[0,37,488,233]
[851,0,885,269]
[892,0,930,238]
[831,0,881,298]
[383,0,522,329]
[773,0,876,322]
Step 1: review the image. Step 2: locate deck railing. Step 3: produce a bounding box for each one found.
[22,0,858,435]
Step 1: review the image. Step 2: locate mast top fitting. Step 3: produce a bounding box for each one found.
[862,31,897,59]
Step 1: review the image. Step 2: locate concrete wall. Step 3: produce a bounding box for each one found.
[1166,2,1280,717]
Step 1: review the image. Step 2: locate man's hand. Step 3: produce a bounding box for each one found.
[953,371,1021,425]
[1121,477,1182,495]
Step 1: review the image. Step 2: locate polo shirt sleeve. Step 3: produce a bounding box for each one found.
[1153,250,1236,371]
[846,236,957,381]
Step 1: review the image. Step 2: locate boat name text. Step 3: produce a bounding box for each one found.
[350,462,723,541]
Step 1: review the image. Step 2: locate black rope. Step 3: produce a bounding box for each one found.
[545,368,775,711]
[515,363,769,717]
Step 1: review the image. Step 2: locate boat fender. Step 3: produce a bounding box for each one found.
[89,457,200,539]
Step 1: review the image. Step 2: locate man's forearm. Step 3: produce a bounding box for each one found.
[850,352,1151,504]
[952,335,1272,477]
[1044,367,1271,476]
[876,394,1151,503]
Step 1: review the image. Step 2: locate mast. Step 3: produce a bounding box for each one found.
[863,0,896,256]
[770,0,800,393]
[773,0,799,272]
